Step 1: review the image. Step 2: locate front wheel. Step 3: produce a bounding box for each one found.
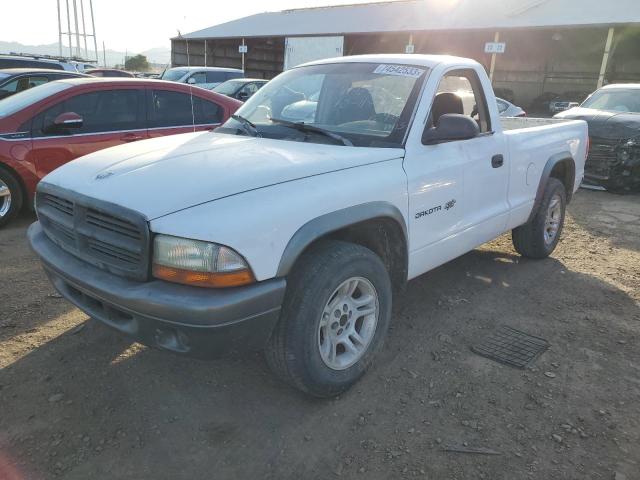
[512,177,567,258]
[265,240,392,397]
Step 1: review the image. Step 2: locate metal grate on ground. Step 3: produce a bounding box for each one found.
[471,325,550,369]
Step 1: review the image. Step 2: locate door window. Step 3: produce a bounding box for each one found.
[189,72,207,84]
[238,82,259,98]
[193,96,222,125]
[27,76,49,89]
[205,71,229,84]
[224,71,244,81]
[32,89,144,136]
[149,90,194,128]
[0,76,48,95]
[430,69,492,133]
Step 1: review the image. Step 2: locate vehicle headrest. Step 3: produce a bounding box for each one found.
[431,92,464,125]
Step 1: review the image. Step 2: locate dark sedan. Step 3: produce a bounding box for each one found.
[554,84,640,192]
[0,68,87,100]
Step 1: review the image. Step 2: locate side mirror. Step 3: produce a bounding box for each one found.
[422,114,480,145]
[187,77,197,84]
[53,112,83,129]
[237,91,249,101]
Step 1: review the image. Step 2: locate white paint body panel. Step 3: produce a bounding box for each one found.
[42,132,403,220]
[40,54,588,283]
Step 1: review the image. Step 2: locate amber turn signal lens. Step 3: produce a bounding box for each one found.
[153,264,255,288]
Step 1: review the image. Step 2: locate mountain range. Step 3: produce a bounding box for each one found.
[0,40,171,67]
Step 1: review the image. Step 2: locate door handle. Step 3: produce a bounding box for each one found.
[121,133,144,142]
[491,154,504,168]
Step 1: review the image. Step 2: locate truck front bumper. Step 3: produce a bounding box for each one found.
[28,222,286,359]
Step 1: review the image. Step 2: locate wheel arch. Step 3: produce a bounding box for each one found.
[527,152,575,223]
[276,202,408,290]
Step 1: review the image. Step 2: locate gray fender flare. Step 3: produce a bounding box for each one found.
[276,202,408,277]
[527,152,576,223]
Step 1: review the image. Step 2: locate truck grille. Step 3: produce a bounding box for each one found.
[36,185,150,281]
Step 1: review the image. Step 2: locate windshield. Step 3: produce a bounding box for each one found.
[0,81,72,118]
[161,68,188,81]
[217,62,428,147]
[213,80,244,95]
[581,89,640,113]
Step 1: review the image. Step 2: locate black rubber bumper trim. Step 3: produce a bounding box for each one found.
[28,222,286,358]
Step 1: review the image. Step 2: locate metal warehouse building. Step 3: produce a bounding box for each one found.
[171,0,640,107]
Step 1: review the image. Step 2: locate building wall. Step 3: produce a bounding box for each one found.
[172,25,640,108]
[171,37,284,79]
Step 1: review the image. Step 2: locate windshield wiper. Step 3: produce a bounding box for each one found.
[269,117,353,147]
[231,114,259,137]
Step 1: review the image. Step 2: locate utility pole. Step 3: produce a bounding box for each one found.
[89,0,99,63]
[103,41,106,67]
[79,0,89,58]
[65,0,73,57]
[241,38,246,72]
[57,0,99,63]
[72,0,82,57]
[56,0,63,57]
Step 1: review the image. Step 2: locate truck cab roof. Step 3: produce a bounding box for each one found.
[301,53,481,70]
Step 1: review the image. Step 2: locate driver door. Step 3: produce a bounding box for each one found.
[404,68,509,276]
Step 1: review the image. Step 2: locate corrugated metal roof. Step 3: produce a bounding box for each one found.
[180,0,640,40]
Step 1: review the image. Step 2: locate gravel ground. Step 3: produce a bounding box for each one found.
[0,189,639,480]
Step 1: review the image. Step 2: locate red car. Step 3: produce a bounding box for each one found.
[0,78,241,226]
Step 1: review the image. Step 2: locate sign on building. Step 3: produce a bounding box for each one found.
[484,42,506,54]
[405,44,415,54]
[238,45,248,54]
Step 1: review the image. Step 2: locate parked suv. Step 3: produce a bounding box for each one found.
[0,68,88,100]
[161,66,244,89]
[0,54,76,71]
[0,78,241,226]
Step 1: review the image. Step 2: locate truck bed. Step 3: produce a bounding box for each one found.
[501,117,573,131]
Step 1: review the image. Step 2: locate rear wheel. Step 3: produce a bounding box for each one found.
[512,177,566,258]
[265,240,392,397]
[0,168,23,228]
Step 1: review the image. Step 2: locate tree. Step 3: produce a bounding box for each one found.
[125,54,149,72]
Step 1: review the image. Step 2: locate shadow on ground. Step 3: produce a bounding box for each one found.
[1,236,639,479]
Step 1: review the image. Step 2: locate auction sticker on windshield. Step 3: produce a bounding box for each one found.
[373,64,425,78]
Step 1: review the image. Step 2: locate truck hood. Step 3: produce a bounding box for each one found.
[41,132,404,219]
[555,107,640,140]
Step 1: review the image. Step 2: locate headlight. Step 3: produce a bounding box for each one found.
[152,235,254,288]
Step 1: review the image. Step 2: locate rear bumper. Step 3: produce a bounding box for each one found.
[28,222,286,359]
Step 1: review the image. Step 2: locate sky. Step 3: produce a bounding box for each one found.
[5,0,394,52]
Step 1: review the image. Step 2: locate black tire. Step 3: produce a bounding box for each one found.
[512,177,566,259]
[0,167,24,228]
[265,240,392,397]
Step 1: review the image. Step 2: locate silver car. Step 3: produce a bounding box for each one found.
[160,66,244,89]
[497,97,526,117]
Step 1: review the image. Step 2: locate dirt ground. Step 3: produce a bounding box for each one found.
[1,189,639,480]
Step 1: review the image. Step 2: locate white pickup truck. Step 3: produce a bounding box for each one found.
[29,55,588,397]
